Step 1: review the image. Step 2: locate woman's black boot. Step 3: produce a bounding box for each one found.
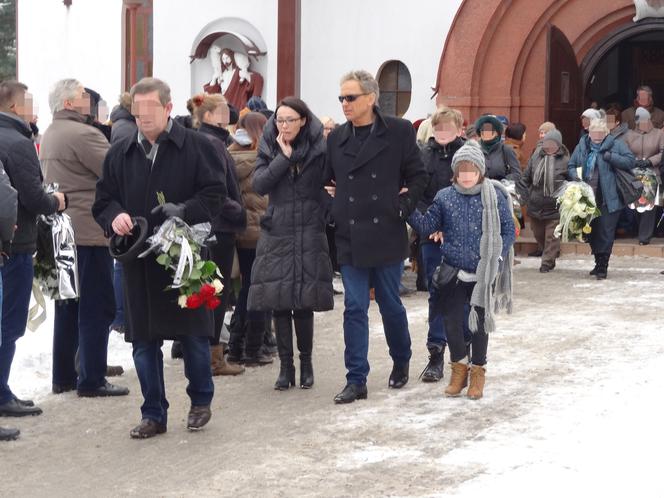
[274,314,295,390]
[294,313,314,389]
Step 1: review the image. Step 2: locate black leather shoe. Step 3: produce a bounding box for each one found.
[0,426,20,441]
[52,383,76,394]
[78,381,129,397]
[130,419,167,439]
[0,398,43,417]
[13,395,34,407]
[242,352,274,366]
[187,405,211,430]
[333,384,368,404]
[389,362,409,389]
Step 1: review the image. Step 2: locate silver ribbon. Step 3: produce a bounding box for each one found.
[139,217,211,289]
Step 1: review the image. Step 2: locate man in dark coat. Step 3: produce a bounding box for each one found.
[325,70,427,404]
[0,81,66,418]
[93,77,226,439]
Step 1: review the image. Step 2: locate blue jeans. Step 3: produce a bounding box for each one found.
[111,261,124,328]
[420,242,447,350]
[132,336,214,425]
[340,262,412,386]
[52,246,115,390]
[0,254,34,404]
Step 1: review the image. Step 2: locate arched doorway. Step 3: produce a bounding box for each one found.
[582,18,664,110]
[435,0,650,153]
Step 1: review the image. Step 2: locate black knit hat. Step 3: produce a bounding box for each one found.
[475,115,504,135]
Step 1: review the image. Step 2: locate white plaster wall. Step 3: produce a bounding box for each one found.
[17,0,122,129]
[300,0,463,123]
[153,0,278,117]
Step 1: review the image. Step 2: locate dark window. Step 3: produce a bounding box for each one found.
[377,60,411,117]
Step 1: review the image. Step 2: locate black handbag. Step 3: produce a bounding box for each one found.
[614,167,643,205]
[431,261,459,290]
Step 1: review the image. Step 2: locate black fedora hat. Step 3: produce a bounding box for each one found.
[109,216,149,263]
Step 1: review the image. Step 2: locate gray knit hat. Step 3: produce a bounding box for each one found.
[542,129,563,146]
[635,107,651,123]
[451,139,486,175]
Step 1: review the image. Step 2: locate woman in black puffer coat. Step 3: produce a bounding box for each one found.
[249,97,334,391]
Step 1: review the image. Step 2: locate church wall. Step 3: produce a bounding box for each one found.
[299,0,463,123]
[17,0,122,129]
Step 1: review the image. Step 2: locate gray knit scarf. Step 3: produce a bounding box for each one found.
[533,153,556,197]
[453,180,514,333]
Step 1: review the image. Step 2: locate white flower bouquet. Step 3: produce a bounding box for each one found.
[553,181,601,242]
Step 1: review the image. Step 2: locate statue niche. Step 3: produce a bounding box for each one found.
[204,46,264,110]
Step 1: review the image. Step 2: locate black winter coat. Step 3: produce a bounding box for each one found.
[482,141,522,182]
[517,145,569,220]
[198,123,246,234]
[325,108,427,268]
[418,136,464,211]
[248,116,334,312]
[109,106,137,145]
[93,119,227,342]
[0,113,59,253]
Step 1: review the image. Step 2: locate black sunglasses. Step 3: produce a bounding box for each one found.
[338,93,369,103]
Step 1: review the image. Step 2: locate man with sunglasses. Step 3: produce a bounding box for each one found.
[325,70,427,404]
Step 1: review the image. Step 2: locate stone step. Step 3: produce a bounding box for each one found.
[515,237,664,258]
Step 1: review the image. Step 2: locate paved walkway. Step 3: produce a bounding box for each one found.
[2,256,663,497]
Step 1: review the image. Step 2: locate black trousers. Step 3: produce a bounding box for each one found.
[209,233,236,345]
[637,207,660,244]
[589,206,621,255]
[438,280,488,366]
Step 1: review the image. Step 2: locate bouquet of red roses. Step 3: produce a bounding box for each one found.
[139,216,223,310]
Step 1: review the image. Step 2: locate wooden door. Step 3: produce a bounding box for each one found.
[546,25,582,152]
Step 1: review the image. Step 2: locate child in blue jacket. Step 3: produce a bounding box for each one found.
[408,140,515,400]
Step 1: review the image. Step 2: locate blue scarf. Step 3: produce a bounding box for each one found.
[583,141,601,181]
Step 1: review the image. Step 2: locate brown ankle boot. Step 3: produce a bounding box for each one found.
[210,345,245,376]
[444,362,469,397]
[467,365,486,400]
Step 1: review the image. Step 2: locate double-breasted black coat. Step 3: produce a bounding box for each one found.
[247,116,334,312]
[325,108,427,268]
[92,119,227,342]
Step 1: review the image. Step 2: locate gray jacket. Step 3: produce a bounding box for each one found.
[0,160,18,264]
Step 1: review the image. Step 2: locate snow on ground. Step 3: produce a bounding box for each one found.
[6,255,664,496]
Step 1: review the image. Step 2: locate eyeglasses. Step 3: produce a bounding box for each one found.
[276,117,302,126]
[338,93,369,103]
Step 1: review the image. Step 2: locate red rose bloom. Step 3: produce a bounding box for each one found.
[186,293,204,309]
[199,284,216,299]
[205,296,221,310]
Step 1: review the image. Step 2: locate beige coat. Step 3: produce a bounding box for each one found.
[41,110,110,246]
[230,147,267,249]
[625,127,664,171]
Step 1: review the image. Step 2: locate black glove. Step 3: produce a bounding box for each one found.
[151,202,185,220]
[603,152,612,162]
